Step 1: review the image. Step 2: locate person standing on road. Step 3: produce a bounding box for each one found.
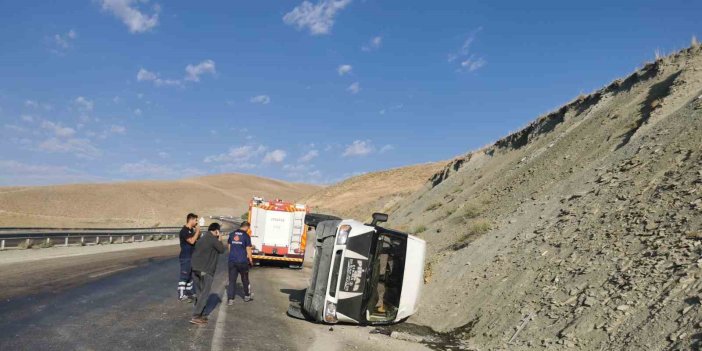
[227,221,254,305]
[190,222,225,325]
[178,213,201,302]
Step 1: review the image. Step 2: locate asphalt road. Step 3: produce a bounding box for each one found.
[0,247,313,351]
[0,243,430,351]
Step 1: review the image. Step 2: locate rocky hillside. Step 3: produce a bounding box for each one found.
[303,162,446,221]
[390,44,702,350]
[0,174,319,228]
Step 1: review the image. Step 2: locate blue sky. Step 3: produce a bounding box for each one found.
[0,0,700,186]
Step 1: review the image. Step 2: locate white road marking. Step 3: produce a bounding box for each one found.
[210,283,228,351]
[88,265,135,278]
[189,267,228,351]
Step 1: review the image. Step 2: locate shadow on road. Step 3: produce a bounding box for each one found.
[203,293,223,316]
[280,288,307,321]
[280,288,305,302]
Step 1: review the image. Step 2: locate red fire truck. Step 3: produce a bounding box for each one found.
[247,197,309,267]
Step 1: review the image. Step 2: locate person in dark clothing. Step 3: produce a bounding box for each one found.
[178,213,201,301]
[226,221,254,305]
[190,222,225,325]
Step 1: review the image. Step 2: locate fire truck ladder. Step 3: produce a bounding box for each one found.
[289,211,305,254]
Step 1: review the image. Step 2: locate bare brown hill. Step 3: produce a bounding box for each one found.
[0,174,319,228]
[386,43,702,350]
[302,162,446,221]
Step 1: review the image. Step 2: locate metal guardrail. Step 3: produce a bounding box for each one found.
[209,216,243,227]
[0,227,182,250]
[0,216,244,250]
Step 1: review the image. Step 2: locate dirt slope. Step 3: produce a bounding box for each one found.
[302,162,446,221]
[0,174,319,228]
[388,44,702,350]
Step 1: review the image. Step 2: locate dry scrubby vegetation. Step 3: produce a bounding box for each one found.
[425,202,442,211]
[17,239,54,249]
[450,219,492,251]
[17,239,34,250]
[413,224,427,234]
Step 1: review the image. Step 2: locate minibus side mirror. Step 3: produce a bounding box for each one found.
[370,212,388,226]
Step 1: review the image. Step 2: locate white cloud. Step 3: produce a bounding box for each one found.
[21,115,34,122]
[110,125,126,134]
[250,95,271,105]
[138,60,215,87]
[283,0,352,36]
[4,124,27,133]
[134,108,142,116]
[448,27,487,72]
[74,96,94,111]
[53,29,77,49]
[347,81,360,94]
[100,0,160,34]
[307,170,322,178]
[379,144,394,153]
[25,100,53,111]
[362,35,382,51]
[38,137,101,159]
[283,164,307,172]
[119,160,202,178]
[263,149,287,164]
[204,145,266,164]
[299,149,319,162]
[185,59,216,82]
[0,160,104,186]
[337,64,352,76]
[41,121,76,138]
[379,103,403,115]
[157,151,169,158]
[10,137,32,146]
[215,162,258,171]
[136,68,182,87]
[460,57,486,72]
[283,163,322,181]
[136,68,157,81]
[342,139,373,157]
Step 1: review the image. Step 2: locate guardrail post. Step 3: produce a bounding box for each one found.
[65,237,69,247]
[46,238,51,246]
[81,236,85,245]
[96,236,100,245]
[1,240,4,250]
[141,235,144,241]
[121,236,125,243]
[131,235,135,242]
[109,236,113,244]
